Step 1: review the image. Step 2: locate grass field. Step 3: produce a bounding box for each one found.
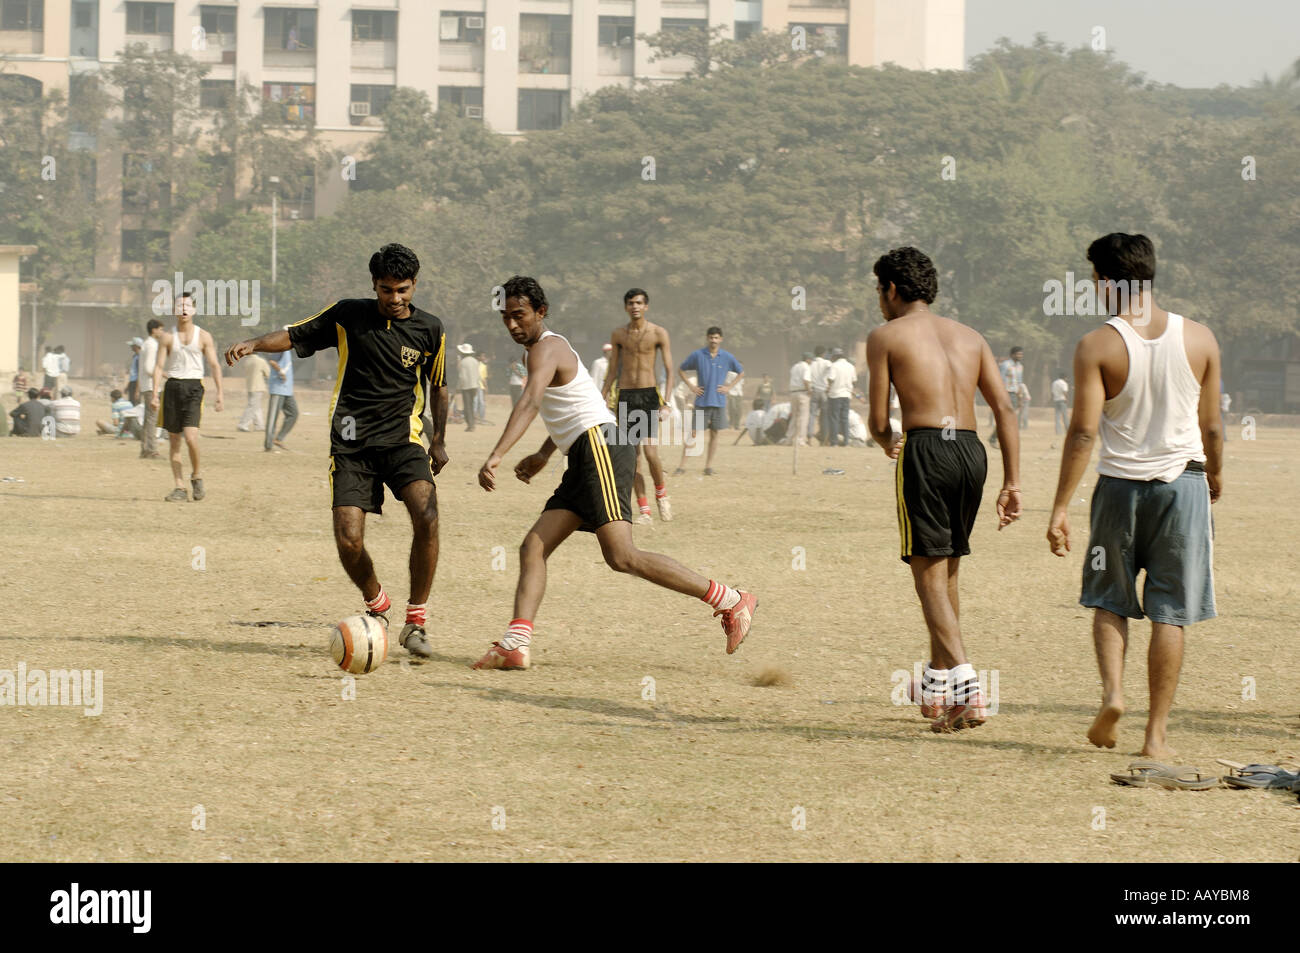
[2,385,1297,862]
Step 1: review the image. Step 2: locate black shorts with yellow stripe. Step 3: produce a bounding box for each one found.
[544,424,634,532]
[896,428,986,563]
[330,443,434,515]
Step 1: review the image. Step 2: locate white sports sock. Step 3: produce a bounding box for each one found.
[949,663,980,704]
[922,663,949,705]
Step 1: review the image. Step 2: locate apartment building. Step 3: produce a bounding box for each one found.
[0,0,963,374]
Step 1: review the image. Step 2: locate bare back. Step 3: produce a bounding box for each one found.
[611,321,668,390]
[869,312,994,431]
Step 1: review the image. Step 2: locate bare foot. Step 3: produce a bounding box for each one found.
[1141,738,1176,761]
[1087,702,1124,748]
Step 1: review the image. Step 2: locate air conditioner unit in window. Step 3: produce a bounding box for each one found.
[465,16,485,29]
[350,101,371,116]
[465,105,483,118]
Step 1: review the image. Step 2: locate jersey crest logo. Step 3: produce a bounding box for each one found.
[400,345,420,368]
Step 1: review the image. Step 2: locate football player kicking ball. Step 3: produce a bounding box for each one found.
[473,276,757,670]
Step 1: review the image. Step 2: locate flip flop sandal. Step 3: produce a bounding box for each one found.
[1110,760,1219,790]
[1221,769,1300,790]
[1215,759,1300,777]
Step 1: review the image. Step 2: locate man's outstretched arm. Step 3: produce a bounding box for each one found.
[225,329,291,366]
[480,338,562,491]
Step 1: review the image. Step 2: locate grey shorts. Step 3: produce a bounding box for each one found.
[691,404,729,432]
[1080,466,1216,625]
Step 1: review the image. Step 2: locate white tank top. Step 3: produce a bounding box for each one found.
[536,330,615,453]
[166,324,205,380]
[1097,313,1205,483]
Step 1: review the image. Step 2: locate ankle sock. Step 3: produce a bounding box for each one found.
[702,581,740,612]
[655,484,667,499]
[638,496,651,515]
[406,603,427,626]
[499,619,533,651]
[365,587,391,615]
[921,663,949,706]
[949,662,980,705]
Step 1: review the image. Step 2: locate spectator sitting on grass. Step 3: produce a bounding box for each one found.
[10,388,45,436]
[95,389,137,437]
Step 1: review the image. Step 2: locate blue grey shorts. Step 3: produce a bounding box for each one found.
[691,404,729,432]
[1080,467,1216,625]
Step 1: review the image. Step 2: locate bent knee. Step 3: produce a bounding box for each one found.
[603,547,638,574]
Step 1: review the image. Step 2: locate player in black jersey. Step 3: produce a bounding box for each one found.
[225,244,449,659]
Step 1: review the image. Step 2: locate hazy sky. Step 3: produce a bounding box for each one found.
[967,0,1300,89]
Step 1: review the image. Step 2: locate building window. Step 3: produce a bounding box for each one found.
[437,85,483,119]
[598,16,634,47]
[349,84,393,125]
[352,10,396,41]
[262,83,315,124]
[517,89,568,131]
[734,20,760,41]
[439,12,484,44]
[200,79,235,109]
[519,14,571,74]
[125,2,173,36]
[199,5,235,42]
[121,229,170,263]
[70,0,96,55]
[661,17,707,32]
[264,8,316,51]
[122,154,170,212]
[1,0,43,30]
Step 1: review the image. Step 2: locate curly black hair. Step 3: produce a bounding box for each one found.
[369,243,420,282]
[872,246,938,305]
[501,275,548,313]
[1086,233,1155,284]
[623,288,649,305]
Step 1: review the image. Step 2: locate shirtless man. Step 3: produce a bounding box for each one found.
[865,246,1021,732]
[602,288,674,523]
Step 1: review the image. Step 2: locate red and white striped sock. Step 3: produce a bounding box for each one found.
[406,603,427,626]
[655,484,668,499]
[637,496,651,515]
[702,580,741,612]
[499,618,533,651]
[365,587,391,615]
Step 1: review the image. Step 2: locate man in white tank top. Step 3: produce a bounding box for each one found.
[149,293,225,502]
[470,275,757,671]
[1049,233,1224,761]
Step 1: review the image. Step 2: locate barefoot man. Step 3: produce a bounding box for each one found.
[601,288,674,523]
[866,247,1021,732]
[473,276,756,670]
[1049,233,1222,759]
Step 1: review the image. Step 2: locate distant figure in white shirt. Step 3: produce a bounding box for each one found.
[1050,370,1070,434]
[589,342,612,397]
[51,387,81,437]
[788,352,812,447]
[825,347,858,447]
[808,345,832,443]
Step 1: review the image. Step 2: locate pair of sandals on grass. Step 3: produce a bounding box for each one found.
[1111,759,1300,792]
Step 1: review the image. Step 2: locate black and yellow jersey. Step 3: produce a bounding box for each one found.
[288,298,446,453]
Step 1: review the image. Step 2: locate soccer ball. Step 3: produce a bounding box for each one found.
[330,615,388,675]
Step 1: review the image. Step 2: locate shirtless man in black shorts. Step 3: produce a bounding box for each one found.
[865,246,1022,732]
[602,288,674,523]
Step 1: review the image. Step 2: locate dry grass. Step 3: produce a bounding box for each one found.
[1,387,1297,862]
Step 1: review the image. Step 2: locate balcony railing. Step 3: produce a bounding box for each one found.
[596,45,633,76]
[439,42,484,72]
[351,38,396,69]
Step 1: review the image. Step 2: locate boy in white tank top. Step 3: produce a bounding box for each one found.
[1049,233,1224,761]
[470,275,758,671]
[149,293,225,502]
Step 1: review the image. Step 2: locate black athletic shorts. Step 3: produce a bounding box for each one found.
[544,423,634,532]
[162,378,204,433]
[615,387,663,443]
[330,443,435,515]
[896,428,987,563]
